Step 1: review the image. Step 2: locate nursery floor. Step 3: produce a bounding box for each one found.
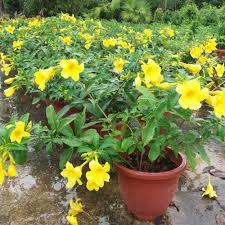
[0,87,225,225]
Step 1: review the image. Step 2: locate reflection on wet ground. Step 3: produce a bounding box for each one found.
[0,87,225,225]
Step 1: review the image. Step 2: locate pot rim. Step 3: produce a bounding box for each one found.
[116,153,186,181]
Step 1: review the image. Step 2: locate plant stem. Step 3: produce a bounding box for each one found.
[139,152,144,171]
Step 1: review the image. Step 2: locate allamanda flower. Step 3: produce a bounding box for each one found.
[66,215,78,225]
[61,162,83,189]
[60,59,84,81]
[86,159,110,191]
[5,25,15,34]
[183,63,202,75]
[215,64,224,78]
[4,77,16,85]
[10,121,31,143]
[13,40,24,50]
[190,46,203,59]
[0,159,6,185]
[204,38,217,54]
[2,151,17,177]
[176,79,208,110]
[4,86,16,97]
[212,89,225,118]
[141,59,163,86]
[59,36,72,45]
[113,58,128,73]
[202,175,217,199]
[68,199,83,216]
[34,67,55,91]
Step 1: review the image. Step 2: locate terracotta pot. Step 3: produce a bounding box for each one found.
[116,152,186,221]
[215,49,225,59]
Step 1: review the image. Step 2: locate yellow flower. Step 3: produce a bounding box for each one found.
[207,66,214,77]
[144,29,152,38]
[34,67,55,91]
[183,63,202,75]
[13,40,24,50]
[68,199,83,216]
[5,25,15,34]
[4,77,16,84]
[113,58,128,73]
[102,38,117,48]
[204,38,217,54]
[190,46,203,59]
[141,59,164,85]
[134,73,142,87]
[176,79,208,110]
[157,82,176,90]
[0,159,6,185]
[10,121,31,143]
[215,64,224,78]
[4,86,16,97]
[7,163,17,177]
[61,13,76,22]
[60,59,84,81]
[202,175,217,198]
[84,42,91,49]
[86,160,110,191]
[159,27,174,37]
[28,19,40,27]
[59,36,72,45]
[118,40,129,49]
[61,162,83,189]
[197,56,208,64]
[66,215,78,225]
[212,90,225,118]
[129,46,135,53]
[1,63,12,76]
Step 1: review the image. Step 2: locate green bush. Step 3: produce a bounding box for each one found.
[198,4,219,26]
[4,0,22,16]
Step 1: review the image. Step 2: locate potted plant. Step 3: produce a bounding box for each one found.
[52,82,225,220]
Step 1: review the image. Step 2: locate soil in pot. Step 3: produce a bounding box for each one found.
[121,149,177,173]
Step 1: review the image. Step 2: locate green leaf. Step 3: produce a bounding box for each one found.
[168,139,179,157]
[121,137,134,152]
[46,105,57,129]
[81,129,100,147]
[59,148,73,170]
[60,137,83,147]
[185,145,196,170]
[32,97,41,105]
[57,105,71,118]
[46,142,53,155]
[73,111,85,137]
[12,150,27,164]
[193,144,209,164]
[60,125,74,137]
[142,119,157,146]
[19,113,30,125]
[77,145,92,154]
[148,141,161,162]
[58,114,79,129]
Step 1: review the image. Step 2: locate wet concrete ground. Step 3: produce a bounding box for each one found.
[0,83,225,225]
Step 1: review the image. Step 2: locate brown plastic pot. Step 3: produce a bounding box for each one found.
[215,49,225,59]
[116,152,186,221]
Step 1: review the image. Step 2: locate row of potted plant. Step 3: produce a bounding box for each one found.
[0,14,225,224]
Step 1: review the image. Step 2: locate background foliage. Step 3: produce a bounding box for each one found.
[3,0,225,21]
